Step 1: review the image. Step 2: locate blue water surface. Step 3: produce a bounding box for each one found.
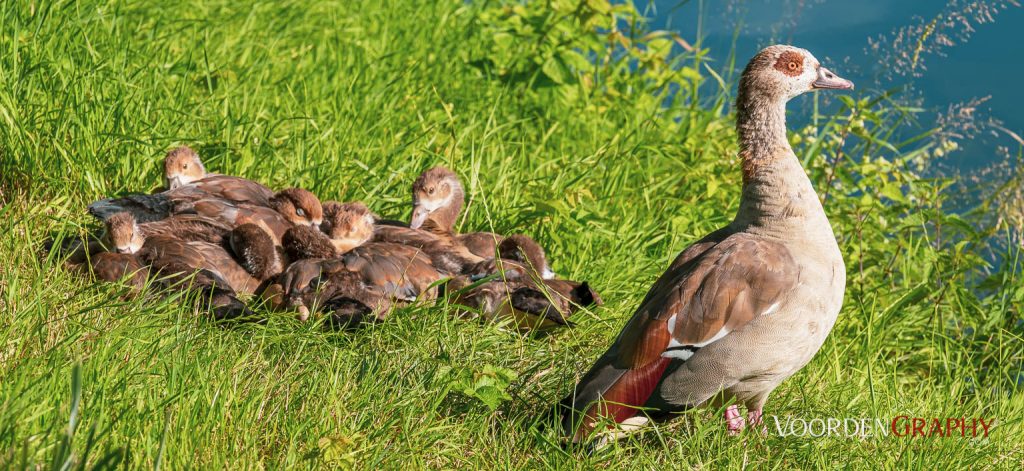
[646,0,1023,174]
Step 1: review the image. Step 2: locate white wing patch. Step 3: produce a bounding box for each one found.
[662,347,694,361]
[693,327,730,347]
[542,265,556,280]
[660,325,731,360]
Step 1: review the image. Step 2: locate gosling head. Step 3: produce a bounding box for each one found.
[282,225,336,261]
[740,45,853,104]
[498,235,555,280]
[229,223,283,280]
[325,202,376,254]
[104,212,145,254]
[163,146,206,190]
[320,200,344,232]
[409,167,464,232]
[270,188,324,227]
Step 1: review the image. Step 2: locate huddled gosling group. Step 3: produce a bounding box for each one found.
[58,146,601,331]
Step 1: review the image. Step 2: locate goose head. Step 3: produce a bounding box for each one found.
[498,235,556,280]
[279,258,342,321]
[90,251,149,292]
[409,166,464,233]
[282,224,336,261]
[324,202,376,254]
[104,212,145,254]
[163,146,207,190]
[320,200,343,232]
[569,281,603,308]
[269,188,324,227]
[740,45,853,103]
[229,223,283,280]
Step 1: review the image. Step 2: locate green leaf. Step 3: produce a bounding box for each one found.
[880,182,907,203]
[706,178,720,197]
[541,55,571,84]
[586,0,612,14]
[559,50,592,72]
[646,38,673,59]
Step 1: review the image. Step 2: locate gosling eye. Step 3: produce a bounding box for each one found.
[182,164,189,169]
[296,208,305,217]
[427,187,435,195]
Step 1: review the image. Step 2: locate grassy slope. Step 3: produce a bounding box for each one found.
[1,0,1021,468]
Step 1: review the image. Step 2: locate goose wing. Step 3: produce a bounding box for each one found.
[560,231,801,439]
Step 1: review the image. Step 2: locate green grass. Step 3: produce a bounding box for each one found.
[1,0,1022,468]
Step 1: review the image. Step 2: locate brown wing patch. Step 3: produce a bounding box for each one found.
[774,50,804,77]
[458,232,503,259]
[198,176,273,206]
[616,233,799,367]
[671,237,798,345]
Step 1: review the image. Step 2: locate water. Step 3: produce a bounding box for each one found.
[646,0,1024,175]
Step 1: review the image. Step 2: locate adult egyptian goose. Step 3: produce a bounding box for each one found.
[559,45,852,441]
[406,167,505,259]
[162,146,274,205]
[105,212,261,296]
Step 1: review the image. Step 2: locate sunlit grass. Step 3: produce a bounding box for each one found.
[0,0,1021,468]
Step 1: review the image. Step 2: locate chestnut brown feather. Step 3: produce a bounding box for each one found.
[560,232,799,439]
[229,223,285,281]
[280,242,445,325]
[450,270,601,333]
[282,224,336,261]
[88,252,149,293]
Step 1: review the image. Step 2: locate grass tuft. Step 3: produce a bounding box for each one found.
[0,0,1021,468]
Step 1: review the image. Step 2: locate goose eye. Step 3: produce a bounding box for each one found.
[296,208,305,217]
[788,62,798,71]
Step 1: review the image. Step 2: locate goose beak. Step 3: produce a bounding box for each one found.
[166,176,183,190]
[296,305,310,322]
[812,67,854,90]
[409,206,429,229]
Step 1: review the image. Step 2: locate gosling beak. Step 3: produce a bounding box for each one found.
[409,206,429,229]
[812,67,854,90]
[310,218,323,228]
[296,305,310,322]
[166,176,183,190]
[331,237,362,255]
